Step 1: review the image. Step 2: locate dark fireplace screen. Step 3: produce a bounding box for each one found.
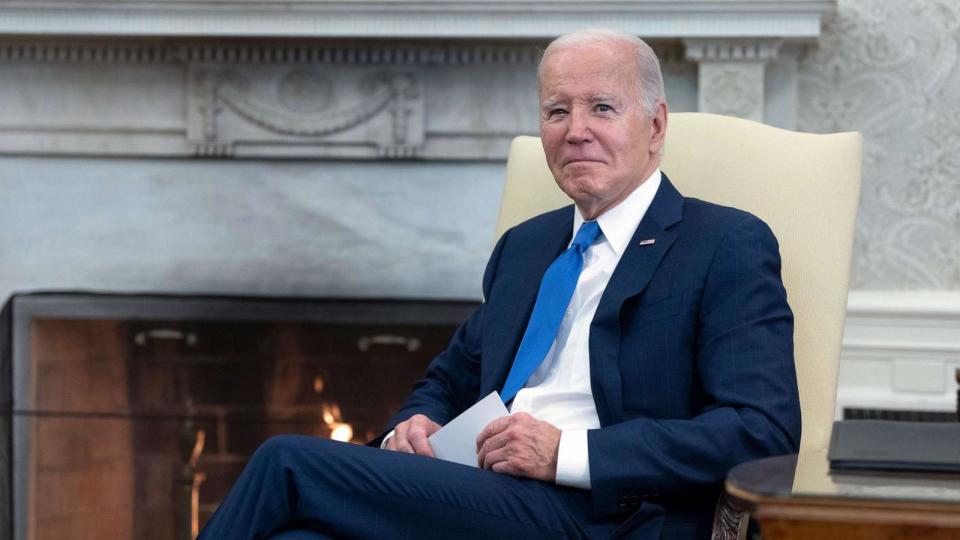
[0,292,477,540]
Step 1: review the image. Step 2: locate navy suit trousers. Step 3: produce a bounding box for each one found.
[198,435,666,539]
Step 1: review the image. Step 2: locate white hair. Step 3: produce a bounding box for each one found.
[538,28,666,118]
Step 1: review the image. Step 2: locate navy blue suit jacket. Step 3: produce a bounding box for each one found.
[387,174,801,533]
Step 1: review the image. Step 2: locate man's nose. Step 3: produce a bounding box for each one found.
[565,109,593,144]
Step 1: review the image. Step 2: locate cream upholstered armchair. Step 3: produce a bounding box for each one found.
[495,112,862,539]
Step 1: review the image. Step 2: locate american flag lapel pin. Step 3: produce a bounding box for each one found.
[639,238,656,246]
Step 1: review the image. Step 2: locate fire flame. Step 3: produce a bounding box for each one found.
[321,402,353,442]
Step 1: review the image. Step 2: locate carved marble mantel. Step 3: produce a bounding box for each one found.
[0,0,836,160]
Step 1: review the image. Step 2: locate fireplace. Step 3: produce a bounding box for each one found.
[0,3,841,539]
[0,292,477,540]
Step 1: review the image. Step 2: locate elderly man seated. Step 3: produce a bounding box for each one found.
[199,28,800,540]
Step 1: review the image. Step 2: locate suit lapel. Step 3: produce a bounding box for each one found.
[589,175,684,425]
[481,208,574,396]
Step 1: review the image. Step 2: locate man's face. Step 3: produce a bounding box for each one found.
[539,42,667,220]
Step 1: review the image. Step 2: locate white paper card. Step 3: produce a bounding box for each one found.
[428,391,509,467]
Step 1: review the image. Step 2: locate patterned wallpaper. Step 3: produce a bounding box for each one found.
[797,0,960,289]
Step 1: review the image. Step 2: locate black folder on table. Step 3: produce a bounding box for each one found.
[828,420,960,473]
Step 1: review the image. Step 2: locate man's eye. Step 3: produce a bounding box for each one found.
[595,104,613,113]
[547,108,567,117]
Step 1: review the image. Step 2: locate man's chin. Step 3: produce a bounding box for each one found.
[555,178,597,202]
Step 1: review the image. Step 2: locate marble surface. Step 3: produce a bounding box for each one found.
[728,451,960,503]
[0,157,506,303]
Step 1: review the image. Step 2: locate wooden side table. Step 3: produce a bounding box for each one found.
[726,451,960,540]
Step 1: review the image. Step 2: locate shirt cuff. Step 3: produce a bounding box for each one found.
[380,429,396,449]
[555,429,591,490]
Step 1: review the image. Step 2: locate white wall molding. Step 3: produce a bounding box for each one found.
[0,1,835,39]
[684,39,784,62]
[837,290,960,416]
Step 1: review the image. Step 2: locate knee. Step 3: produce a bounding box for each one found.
[251,434,313,465]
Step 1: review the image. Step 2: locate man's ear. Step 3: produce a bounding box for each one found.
[649,102,668,154]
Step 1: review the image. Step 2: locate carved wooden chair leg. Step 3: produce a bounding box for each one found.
[712,491,750,540]
[179,400,207,540]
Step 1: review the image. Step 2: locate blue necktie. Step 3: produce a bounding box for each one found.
[500,220,602,403]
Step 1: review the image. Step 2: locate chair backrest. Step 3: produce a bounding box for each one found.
[495,112,862,454]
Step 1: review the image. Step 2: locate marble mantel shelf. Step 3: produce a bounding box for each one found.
[0,0,835,39]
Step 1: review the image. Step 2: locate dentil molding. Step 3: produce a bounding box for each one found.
[684,39,784,62]
[0,41,541,65]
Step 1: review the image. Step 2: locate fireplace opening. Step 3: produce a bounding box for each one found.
[1,292,477,540]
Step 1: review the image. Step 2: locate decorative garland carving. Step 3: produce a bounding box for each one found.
[187,65,424,158]
[711,493,749,540]
[277,70,335,113]
[215,71,415,138]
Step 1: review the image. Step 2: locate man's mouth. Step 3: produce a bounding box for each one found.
[563,158,602,166]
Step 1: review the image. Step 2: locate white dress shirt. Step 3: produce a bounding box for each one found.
[384,169,661,490]
[510,169,661,489]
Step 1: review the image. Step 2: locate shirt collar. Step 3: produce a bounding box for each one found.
[572,169,662,257]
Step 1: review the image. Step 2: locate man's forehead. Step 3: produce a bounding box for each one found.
[539,64,639,104]
[540,44,637,91]
[542,41,633,73]
[540,92,623,106]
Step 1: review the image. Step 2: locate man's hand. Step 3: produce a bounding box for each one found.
[476,412,560,482]
[385,414,441,457]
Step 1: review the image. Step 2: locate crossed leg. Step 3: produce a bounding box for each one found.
[198,435,615,540]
